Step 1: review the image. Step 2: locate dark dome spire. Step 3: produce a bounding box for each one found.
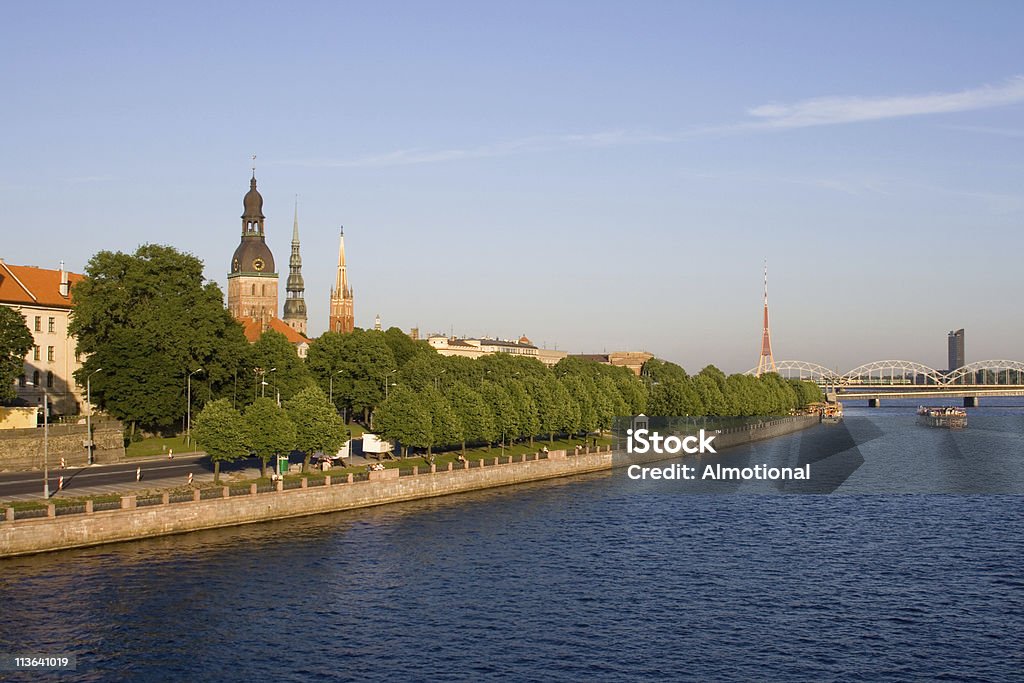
[242,174,265,220]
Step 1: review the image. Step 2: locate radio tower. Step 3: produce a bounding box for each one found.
[756,260,777,376]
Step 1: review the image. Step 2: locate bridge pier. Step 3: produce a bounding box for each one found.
[964,396,979,408]
[867,398,881,408]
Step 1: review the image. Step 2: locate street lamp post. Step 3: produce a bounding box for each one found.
[86,367,103,465]
[262,367,277,399]
[186,368,203,448]
[42,393,49,499]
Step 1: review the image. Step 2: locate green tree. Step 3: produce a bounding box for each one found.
[340,330,397,424]
[251,330,312,403]
[561,375,597,436]
[69,245,251,436]
[480,382,517,448]
[244,397,297,477]
[305,331,346,415]
[505,379,539,444]
[192,399,247,482]
[446,381,496,455]
[0,307,33,404]
[373,384,431,457]
[421,386,462,455]
[382,327,430,368]
[399,352,447,391]
[284,385,346,472]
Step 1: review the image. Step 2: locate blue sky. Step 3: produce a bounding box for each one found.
[2,1,1022,373]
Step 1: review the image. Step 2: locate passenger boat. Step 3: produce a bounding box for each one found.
[916,406,967,429]
[820,402,843,424]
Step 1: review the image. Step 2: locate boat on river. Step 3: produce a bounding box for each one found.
[917,406,967,429]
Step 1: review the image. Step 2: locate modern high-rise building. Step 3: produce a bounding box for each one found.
[328,228,354,334]
[282,199,307,336]
[948,329,965,371]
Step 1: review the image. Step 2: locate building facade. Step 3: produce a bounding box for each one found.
[428,335,539,360]
[328,228,355,334]
[0,260,85,415]
[948,328,965,371]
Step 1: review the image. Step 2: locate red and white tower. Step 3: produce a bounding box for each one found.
[755,261,777,377]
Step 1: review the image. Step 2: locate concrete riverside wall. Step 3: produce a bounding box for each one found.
[0,416,817,558]
[0,420,124,472]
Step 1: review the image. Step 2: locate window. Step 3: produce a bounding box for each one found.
[48,317,55,333]
[32,371,39,387]
[46,371,53,388]
[33,346,40,361]
[75,349,81,363]
[19,374,26,387]
[34,316,41,331]
[47,346,55,362]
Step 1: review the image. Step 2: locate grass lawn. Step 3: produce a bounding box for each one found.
[125,435,203,458]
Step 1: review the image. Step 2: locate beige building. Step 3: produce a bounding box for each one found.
[570,351,654,376]
[428,335,540,360]
[536,348,569,368]
[0,260,85,415]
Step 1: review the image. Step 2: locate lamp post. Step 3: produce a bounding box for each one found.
[42,393,49,499]
[382,369,397,398]
[86,367,103,465]
[262,367,277,399]
[186,368,203,448]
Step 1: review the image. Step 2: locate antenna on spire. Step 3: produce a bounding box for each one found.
[251,153,257,177]
[340,225,344,236]
[763,259,768,304]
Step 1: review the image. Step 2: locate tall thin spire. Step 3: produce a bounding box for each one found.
[329,226,355,334]
[282,196,307,335]
[756,260,777,376]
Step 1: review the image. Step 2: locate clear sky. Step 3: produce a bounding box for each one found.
[2,1,1022,373]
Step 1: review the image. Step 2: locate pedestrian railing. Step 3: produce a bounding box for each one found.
[3,444,621,525]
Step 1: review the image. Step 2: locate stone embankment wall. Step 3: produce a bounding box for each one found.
[0,416,817,558]
[0,420,124,472]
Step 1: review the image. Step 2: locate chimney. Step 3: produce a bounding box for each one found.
[59,260,70,298]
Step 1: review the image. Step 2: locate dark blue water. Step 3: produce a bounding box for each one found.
[1,401,1022,681]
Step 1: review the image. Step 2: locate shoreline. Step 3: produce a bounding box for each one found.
[0,415,819,558]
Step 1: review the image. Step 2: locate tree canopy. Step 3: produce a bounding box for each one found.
[68,244,250,434]
[0,307,33,404]
[192,398,247,482]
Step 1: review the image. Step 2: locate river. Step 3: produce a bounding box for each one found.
[1,400,1022,681]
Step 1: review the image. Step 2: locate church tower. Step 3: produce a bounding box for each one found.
[227,171,279,322]
[282,198,308,335]
[329,227,354,333]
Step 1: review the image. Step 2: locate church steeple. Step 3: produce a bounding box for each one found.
[282,196,307,335]
[227,166,278,322]
[329,227,354,334]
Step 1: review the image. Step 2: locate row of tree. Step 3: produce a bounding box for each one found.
[15,245,823,461]
[643,359,822,417]
[193,386,346,479]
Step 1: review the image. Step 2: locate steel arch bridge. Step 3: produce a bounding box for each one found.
[746,359,1024,388]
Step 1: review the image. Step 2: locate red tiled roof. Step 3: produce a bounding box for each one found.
[237,316,310,345]
[0,260,84,309]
